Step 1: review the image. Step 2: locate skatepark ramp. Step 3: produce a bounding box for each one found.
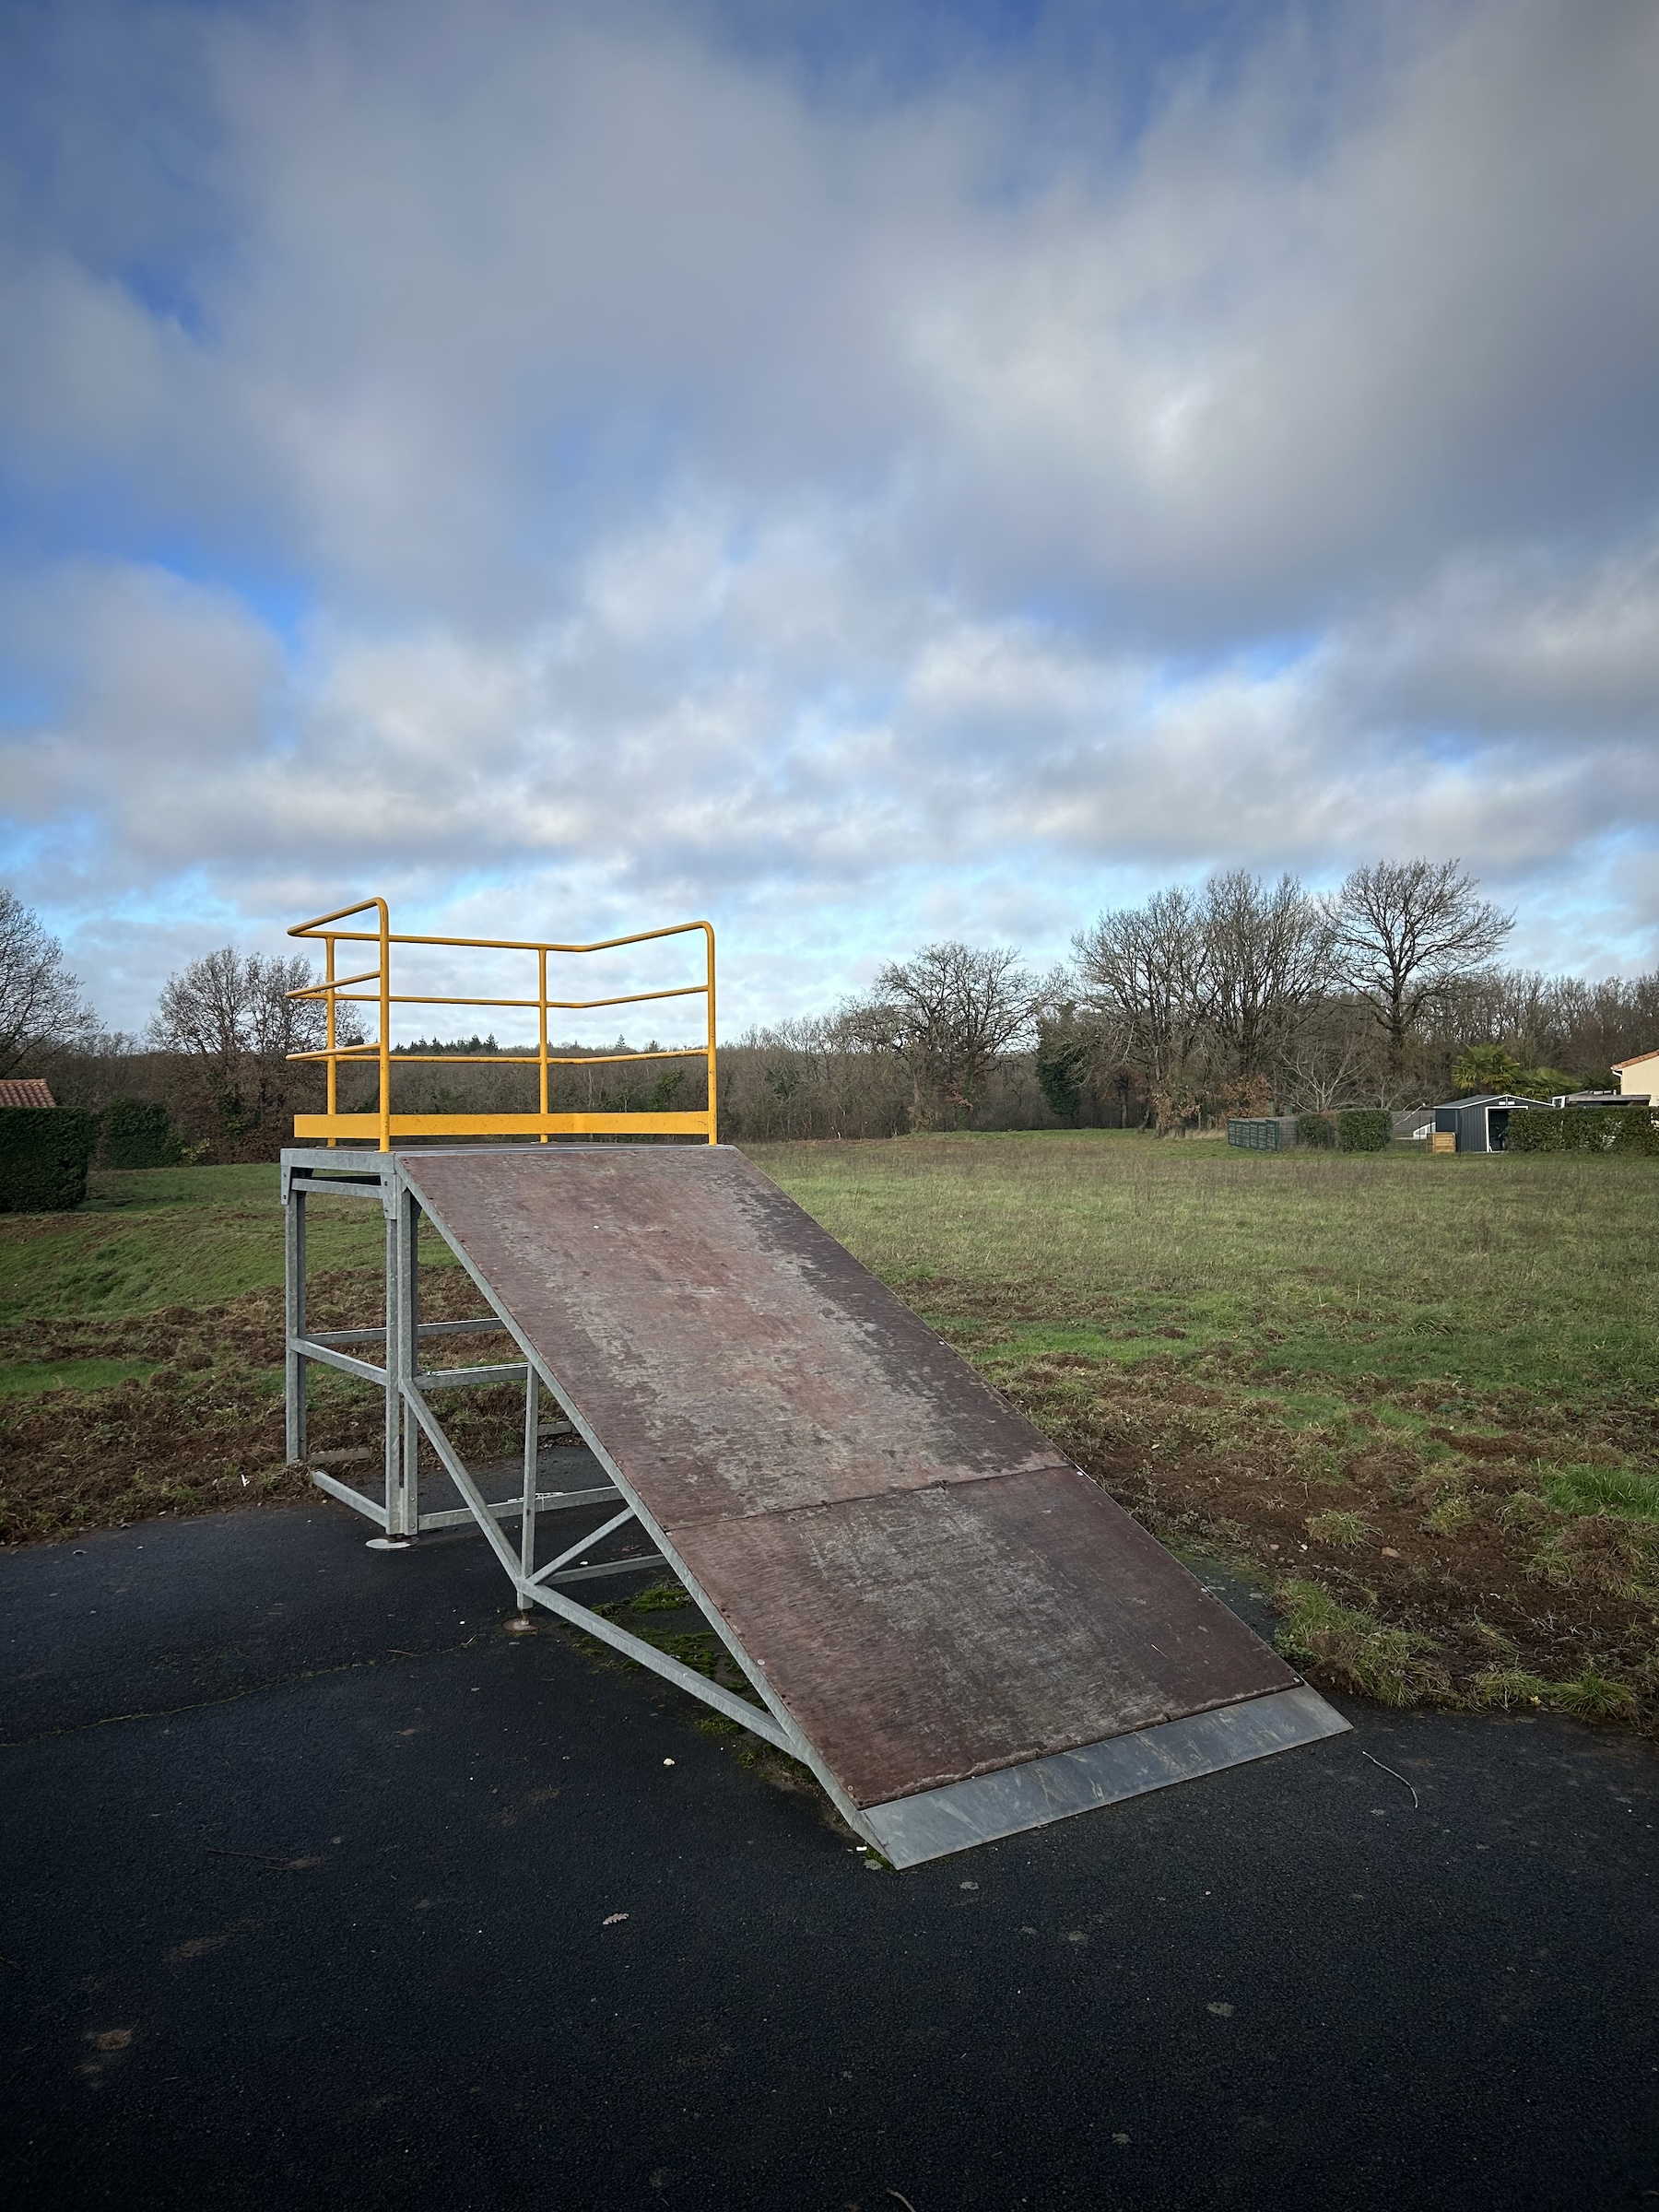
[281,1140,1347,1866]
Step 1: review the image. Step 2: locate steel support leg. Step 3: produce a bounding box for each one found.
[285,1183,307,1465]
[386,1178,421,1539]
[519,1366,540,1612]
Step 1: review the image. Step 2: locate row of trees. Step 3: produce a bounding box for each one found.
[732,860,1652,1138]
[6,858,1657,1157]
[1061,858,1516,1129]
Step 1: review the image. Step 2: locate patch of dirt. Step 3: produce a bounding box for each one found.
[0,1262,498,1371]
[0,1266,527,1546]
[894,1276,1122,1326]
[993,1351,1659,1734]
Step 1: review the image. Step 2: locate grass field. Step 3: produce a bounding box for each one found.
[3,1135,1655,1729]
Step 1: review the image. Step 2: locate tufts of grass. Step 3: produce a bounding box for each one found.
[648,1632,723,1678]
[0,1357,161,1399]
[1527,1514,1659,1599]
[1470,1661,1644,1721]
[1470,1665,1556,1710]
[1540,1465,1659,1524]
[629,1582,689,1612]
[1466,1616,1518,1655]
[1553,1666,1643,1723]
[1423,1493,1476,1538]
[1305,1509,1373,1551]
[1499,1489,1551,1531]
[1273,1577,1451,1707]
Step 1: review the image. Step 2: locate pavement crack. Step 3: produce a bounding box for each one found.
[0,1638,491,1747]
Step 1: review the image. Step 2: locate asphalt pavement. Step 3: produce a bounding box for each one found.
[3,1498,1656,2211]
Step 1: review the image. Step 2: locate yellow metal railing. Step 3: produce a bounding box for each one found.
[286,898,716,1151]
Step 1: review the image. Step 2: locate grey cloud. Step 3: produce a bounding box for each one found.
[2,0,1657,1024]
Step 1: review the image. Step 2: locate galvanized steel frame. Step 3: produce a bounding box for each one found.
[281,1147,826,1783]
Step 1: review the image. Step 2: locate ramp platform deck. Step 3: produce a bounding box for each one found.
[282,1145,1346,1864]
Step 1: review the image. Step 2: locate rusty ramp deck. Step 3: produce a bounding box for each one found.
[398,1145,1347,1864]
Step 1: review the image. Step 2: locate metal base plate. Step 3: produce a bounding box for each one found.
[862,1685,1350,1868]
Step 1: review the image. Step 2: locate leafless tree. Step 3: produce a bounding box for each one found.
[1073,888,1210,1124]
[0,889,98,1077]
[848,942,1040,1129]
[1202,871,1333,1082]
[1327,859,1512,1077]
[151,948,326,1067]
[1278,996,1376,1112]
[149,947,353,1144]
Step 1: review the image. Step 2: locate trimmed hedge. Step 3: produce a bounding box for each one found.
[100,1095,183,1169]
[1297,1112,1335,1149]
[0,1107,101,1212]
[1337,1109,1392,1152]
[1508,1106,1659,1156]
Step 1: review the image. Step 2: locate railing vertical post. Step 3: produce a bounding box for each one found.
[284,1177,307,1465]
[704,923,718,1143]
[324,936,338,1147]
[378,899,392,1152]
[538,947,549,1143]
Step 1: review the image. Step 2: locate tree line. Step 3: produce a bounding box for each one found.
[4,858,1657,1159]
[727,859,1657,1139]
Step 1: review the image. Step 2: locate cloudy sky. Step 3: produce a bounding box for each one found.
[2,0,1656,1038]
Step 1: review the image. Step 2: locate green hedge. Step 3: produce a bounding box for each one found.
[0,1107,101,1212]
[100,1095,183,1169]
[1337,1109,1391,1152]
[1297,1112,1335,1148]
[1508,1106,1659,1156]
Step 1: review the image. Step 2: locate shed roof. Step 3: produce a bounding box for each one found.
[1436,1094,1539,1110]
[0,1078,55,1108]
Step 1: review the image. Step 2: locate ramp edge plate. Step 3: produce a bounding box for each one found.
[861,1683,1350,1868]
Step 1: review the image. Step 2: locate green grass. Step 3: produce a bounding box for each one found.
[0,1164,406,1324]
[1272,1577,1450,1707]
[1541,1465,1659,1522]
[0,1357,161,1399]
[749,1131,1659,1400]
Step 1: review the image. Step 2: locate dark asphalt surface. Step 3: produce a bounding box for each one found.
[3,1500,1656,2212]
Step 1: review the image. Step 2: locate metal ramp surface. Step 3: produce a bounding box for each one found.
[283,1144,1346,1865]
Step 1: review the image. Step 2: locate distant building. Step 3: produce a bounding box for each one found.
[1612,1050,1659,1098]
[0,1079,55,1108]
[1432,1095,1542,1153]
[1547,1089,1649,1108]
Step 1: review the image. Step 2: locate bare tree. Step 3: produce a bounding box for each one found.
[1201,870,1332,1085]
[149,947,347,1145]
[1073,888,1210,1125]
[1278,995,1376,1112]
[0,889,98,1077]
[849,942,1040,1129]
[1327,859,1512,1078]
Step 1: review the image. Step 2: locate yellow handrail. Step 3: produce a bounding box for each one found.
[287,900,716,1153]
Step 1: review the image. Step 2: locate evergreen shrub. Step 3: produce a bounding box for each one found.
[1337,1109,1391,1152]
[100,1096,182,1169]
[1297,1112,1335,1148]
[1508,1107,1659,1156]
[1610,1112,1659,1156]
[1507,1110,1562,1152]
[0,1107,101,1211]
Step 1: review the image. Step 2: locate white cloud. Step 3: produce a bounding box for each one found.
[1,0,1657,1030]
